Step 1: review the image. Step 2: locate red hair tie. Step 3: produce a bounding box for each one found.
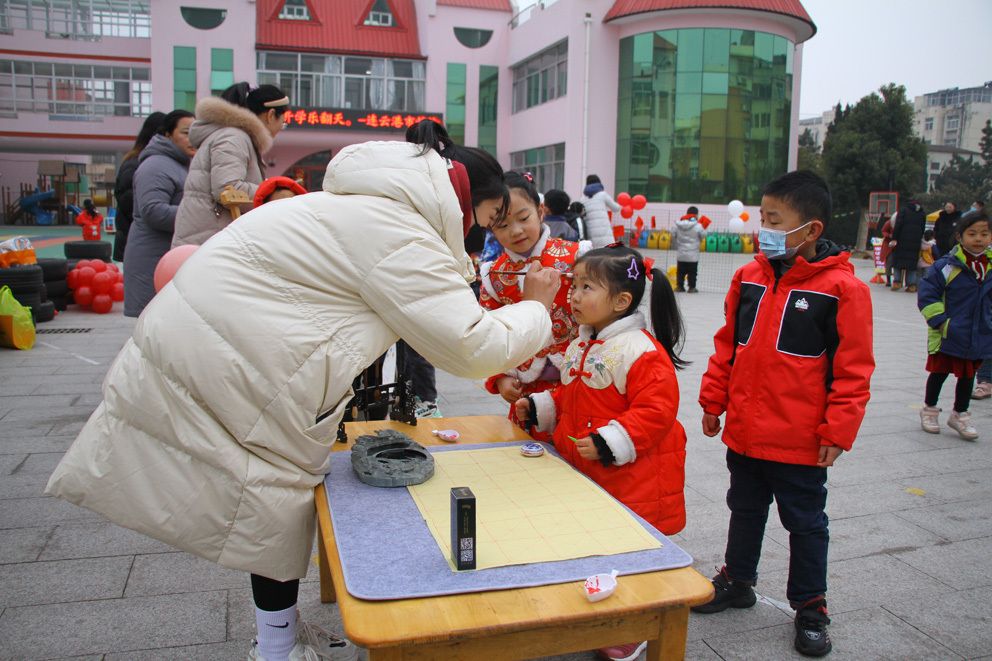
[644,257,655,280]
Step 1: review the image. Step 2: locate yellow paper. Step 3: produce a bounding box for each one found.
[408,447,661,571]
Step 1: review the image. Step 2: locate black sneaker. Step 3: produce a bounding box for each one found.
[794,597,832,657]
[691,566,757,614]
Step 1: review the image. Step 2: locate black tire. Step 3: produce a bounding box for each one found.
[36,258,68,281]
[12,291,42,310]
[33,300,55,323]
[6,281,46,298]
[45,280,69,298]
[64,241,112,260]
[50,294,68,311]
[66,259,80,272]
[0,264,44,286]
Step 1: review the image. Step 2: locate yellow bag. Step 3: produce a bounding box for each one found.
[0,285,35,350]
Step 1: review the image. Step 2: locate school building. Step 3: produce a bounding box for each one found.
[0,0,815,219]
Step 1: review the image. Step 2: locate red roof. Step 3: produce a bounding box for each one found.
[256,0,423,59]
[603,0,815,41]
[437,0,512,10]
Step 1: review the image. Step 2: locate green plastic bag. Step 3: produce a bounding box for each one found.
[0,285,35,350]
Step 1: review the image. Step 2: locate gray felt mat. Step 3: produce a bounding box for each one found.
[323,441,693,601]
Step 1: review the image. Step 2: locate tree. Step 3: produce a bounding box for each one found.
[797,128,823,176]
[980,119,992,167]
[920,154,991,210]
[821,84,927,244]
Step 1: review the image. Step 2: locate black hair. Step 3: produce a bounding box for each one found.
[567,201,585,217]
[406,119,509,223]
[124,111,166,161]
[761,170,832,227]
[159,109,194,136]
[586,174,601,186]
[923,228,934,241]
[686,205,699,215]
[544,189,570,215]
[956,211,990,237]
[83,199,95,210]
[576,245,688,370]
[974,200,985,208]
[504,171,540,209]
[221,82,288,115]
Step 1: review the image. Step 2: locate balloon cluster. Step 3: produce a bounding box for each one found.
[617,192,647,220]
[726,199,751,233]
[66,259,124,314]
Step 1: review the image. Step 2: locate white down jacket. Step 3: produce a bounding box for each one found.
[46,141,553,581]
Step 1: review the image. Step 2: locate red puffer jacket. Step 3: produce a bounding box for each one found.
[532,313,686,535]
[698,242,875,466]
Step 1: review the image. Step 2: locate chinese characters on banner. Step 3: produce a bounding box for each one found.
[281,108,444,131]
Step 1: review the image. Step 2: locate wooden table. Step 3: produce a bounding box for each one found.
[315,415,713,660]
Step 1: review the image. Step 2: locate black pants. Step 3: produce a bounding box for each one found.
[676,260,698,290]
[251,574,299,611]
[724,449,828,606]
[925,372,975,412]
[398,340,437,402]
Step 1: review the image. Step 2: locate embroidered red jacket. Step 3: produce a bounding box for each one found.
[532,313,687,535]
[698,244,875,465]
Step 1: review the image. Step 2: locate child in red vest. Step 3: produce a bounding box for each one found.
[479,171,589,438]
[76,199,103,241]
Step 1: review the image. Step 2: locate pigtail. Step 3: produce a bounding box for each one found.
[649,269,689,370]
[406,119,455,158]
[221,82,251,108]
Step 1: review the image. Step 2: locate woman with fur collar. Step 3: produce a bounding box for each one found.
[172,82,288,247]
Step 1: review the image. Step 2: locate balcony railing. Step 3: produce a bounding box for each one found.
[0,0,150,39]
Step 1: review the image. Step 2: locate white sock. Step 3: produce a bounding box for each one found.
[255,604,297,660]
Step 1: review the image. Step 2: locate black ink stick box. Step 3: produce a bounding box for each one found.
[450,486,476,570]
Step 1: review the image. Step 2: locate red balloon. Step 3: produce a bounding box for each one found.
[76,266,95,287]
[620,205,634,219]
[76,259,91,270]
[75,285,94,307]
[91,260,108,273]
[154,244,199,293]
[111,282,125,302]
[67,269,79,289]
[617,192,631,206]
[91,294,113,314]
[631,194,647,210]
[107,263,119,272]
[91,271,113,296]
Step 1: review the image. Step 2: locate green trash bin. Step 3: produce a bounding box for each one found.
[717,234,731,253]
[705,234,719,253]
[730,234,743,253]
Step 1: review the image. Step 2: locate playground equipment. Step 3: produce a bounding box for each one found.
[12,190,57,225]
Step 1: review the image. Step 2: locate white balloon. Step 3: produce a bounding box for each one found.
[728,200,745,217]
[728,216,746,233]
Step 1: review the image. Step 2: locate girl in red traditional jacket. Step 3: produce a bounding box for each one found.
[75,199,103,241]
[480,171,589,438]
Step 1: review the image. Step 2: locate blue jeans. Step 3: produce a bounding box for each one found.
[978,360,991,384]
[723,449,829,606]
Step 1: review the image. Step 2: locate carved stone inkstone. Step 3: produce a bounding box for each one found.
[351,430,435,487]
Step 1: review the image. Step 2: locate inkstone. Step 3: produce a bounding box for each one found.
[351,429,435,487]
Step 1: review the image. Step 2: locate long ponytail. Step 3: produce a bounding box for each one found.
[649,269,689,370]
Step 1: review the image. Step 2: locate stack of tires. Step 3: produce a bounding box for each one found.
[64,240,112,262]
[0,264,55,324]
[37,258,70,312]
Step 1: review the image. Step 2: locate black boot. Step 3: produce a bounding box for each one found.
[691,566,757,614]
[794,597,832,657]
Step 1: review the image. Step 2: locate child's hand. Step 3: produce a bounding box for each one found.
[513,397,531,422]
[571,435,601,461]
[817,445,843,467]
[702,413,722,437]
[497,376,523,403]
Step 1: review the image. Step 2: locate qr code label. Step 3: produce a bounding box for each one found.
[460,538,474,550]
[460,549,474,562]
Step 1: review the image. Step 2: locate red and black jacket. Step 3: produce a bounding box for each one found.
[699,241,875,465]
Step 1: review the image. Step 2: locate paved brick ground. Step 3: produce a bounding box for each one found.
[1,253,990,660]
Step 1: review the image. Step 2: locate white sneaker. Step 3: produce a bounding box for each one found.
[249,621,358,661]
[920,405,941,434]
[947,411,979,440]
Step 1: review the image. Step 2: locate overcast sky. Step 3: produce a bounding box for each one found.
[798,0,991,117]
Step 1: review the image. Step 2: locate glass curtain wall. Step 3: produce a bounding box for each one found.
[477,64,498,154]
[616,28,793,204]
[446,62,466,145]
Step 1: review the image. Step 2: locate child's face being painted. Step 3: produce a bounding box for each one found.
[490,188,543,254]
[960,220,991,255]
[569,262,633,333]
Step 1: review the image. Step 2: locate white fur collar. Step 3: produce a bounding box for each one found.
[192,96,273,154]
[577,312,646,342]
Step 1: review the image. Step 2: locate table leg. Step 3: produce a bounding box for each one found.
[317,520,337,604]
[645,607,688,661]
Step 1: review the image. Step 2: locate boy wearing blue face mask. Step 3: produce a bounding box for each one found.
[694,171,875,658]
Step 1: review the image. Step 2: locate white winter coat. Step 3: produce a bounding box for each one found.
[46,141,553,581]
[674,218,706,262]
[581,190,622,248]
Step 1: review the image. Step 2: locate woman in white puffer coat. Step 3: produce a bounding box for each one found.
[580,174,623,248]
[46,121,561,661]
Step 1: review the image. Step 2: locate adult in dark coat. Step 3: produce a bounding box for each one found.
[113,112,166,262]
[933,202,961,258]
[890,201,925,291]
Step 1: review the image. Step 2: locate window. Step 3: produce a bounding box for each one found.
[278,0,309,20]
[257,51,425,112]
[946,116,959,130]
[930,161,941,171]
[180,6,226,30]
[477,65,498,153]
[511,40,567,113]
[1,0,150,38]
[364,0,393,27]
[174,46,196,111]
[454,27,492,48]
[211,48,233,95]
[924,117,933,131]
[0,58,150,116]
[510,143,565,192]
[446,63,466,145]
